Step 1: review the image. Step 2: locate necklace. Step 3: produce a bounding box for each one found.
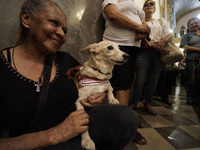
[34,70,44,92]
[12,47,44,92]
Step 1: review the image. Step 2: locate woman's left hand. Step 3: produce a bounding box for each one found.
[80,92,107,107]
[160,48,170,55]
[154,39,166,50]
[150,42,170,55]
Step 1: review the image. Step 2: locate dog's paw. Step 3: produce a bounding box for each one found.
[82,134,95,150]
[110,98,119,104]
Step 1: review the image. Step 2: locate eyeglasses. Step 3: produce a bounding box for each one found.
[144,2,155,7]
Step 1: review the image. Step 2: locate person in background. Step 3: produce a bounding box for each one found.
[180,17,200,105]
[102,0,150,145]
[129,0,172,115]
[0,0,139,149]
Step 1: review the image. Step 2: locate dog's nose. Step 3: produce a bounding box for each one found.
[123,54,129,60]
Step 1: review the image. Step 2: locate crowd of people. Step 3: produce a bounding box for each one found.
[0,0,199,149]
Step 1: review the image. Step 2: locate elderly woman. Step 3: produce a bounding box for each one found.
[0,0,138,149]
[180,17,200,105]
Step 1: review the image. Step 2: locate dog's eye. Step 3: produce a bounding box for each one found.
[107,46,113,50]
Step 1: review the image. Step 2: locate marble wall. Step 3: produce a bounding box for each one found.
[0,0,105,63]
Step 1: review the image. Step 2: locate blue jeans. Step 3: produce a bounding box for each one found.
[44,105,138,150]
[186,59,195,101]
[131,48,164,105]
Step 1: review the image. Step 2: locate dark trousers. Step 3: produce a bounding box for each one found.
[156,67,168,99]
[180,69,186,85]
[45,104,138,150]
[186,60,195,101]
[166,70,174,94]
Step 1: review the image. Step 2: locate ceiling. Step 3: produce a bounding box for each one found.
[173,0,200,22]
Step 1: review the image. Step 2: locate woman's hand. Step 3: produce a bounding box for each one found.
[80,92,107,108]
[0,110,89,149]
[50,110,89,144]
[154,39,166,50]
[160,48,170,55]
[150,42,170,55]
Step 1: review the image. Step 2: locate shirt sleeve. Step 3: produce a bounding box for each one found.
[180,34,189,48]
[160,18,171,38]
[102,0,119,10]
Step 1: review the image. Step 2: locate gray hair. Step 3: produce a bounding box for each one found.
[15,0,64,46]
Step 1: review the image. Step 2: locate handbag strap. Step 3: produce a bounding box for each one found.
[29,54,53,131]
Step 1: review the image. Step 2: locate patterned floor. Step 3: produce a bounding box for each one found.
[124,83,200,150]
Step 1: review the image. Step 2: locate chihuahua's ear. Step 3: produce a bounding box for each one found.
[80,43,100,55]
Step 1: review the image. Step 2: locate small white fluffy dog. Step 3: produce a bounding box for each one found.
[71,41,129,150]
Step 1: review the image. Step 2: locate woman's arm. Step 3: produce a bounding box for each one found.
[160,34,173,44]
[155,34,173,49]
[0,110,89,150]
[104,4,150,34]
[150,33,172,55]
[183,45,200,52]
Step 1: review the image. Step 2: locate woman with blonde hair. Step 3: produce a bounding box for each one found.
[130,0,172,114]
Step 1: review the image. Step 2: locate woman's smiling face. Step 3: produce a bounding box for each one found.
[28,4,67,54]
[188,19,200,32]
